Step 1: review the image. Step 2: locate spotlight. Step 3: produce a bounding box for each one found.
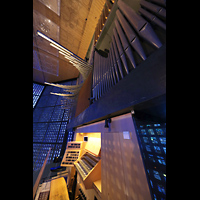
[131,110,135,114]
[105,118,111,128]
[105,119,109,128]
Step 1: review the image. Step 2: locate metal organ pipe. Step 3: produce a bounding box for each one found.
[109,47,117,85]
[106,58,110,92]
[102,57,106,95]
[101,57,105,95]
[98,53,101,99]
[103,57,107,94]
[114,19,129,49]
[140,0,166,18]
[91,0,165,102]
[112,34,124,79]
[117,0,162,49]
[113,27,129,75]
[116,9,137,42]
[110,43,120,82]
[139,8,166,30]
[104,56,109,92]
[94,32,119,98]
[108,52,114,88]
[97,53,101,99]
[107,53,114,89]
[112,27,123,56]
[104,57,108,94]
[148,0,166,7]
[115,10,147,60]
[99,56,103,97]
[114,18,136,69]
[99,53,103,99]
[107,51,114,88]
[93,52,96,87]
[93,51,98,100]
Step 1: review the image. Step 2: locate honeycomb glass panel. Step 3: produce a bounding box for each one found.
[33,83,45,108]
[133,120,166,200]
[33,80,75,171]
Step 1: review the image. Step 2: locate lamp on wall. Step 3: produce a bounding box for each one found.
[131,109,135,114]
[105,118,111,128]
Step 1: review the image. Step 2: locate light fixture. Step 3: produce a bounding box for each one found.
[37,31,72,55]
[131,110,135,114]
[50,43,71,56]
[36,30,93,81]
[105,118,111,128]
[38,31,94,112]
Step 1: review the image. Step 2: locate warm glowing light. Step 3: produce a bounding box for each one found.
[37,30,93,81]
[59,51,66,56]
[50,43,71,56]
[37,31,72,55]
[37,31,52,43]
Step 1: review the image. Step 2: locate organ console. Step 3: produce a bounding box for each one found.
[74,152,101,189]
[61,141,85,167]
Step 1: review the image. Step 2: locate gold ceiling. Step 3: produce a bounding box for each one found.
[33,0,106,84]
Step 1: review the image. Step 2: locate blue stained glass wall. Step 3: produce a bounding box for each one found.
[33,80,76,171]
[33,83,45,108]
[133,117,166,200]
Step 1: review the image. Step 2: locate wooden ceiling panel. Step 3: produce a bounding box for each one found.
[77,0,106,59]
[33,0,105,84]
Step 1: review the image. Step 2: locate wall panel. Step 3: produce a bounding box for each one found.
[75,113,151,200]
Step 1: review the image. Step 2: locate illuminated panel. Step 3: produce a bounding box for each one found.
[33,81,75,171]
[39,0,60,16]
[33,83,45,108]
[33,10,60,76]
[61,141,84,167]
[135,122,166,200]
[33,10,59,53]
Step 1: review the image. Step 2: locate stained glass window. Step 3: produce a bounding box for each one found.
[33,80,76,171]
[33,83,45,108]
[133,119,166,200]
